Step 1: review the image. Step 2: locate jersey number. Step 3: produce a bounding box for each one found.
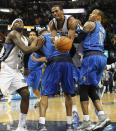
[99,31,104,45]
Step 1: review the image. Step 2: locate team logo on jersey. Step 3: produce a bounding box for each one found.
[82,76,86,81]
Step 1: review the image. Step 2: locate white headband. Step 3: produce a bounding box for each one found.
[11,18,23,27]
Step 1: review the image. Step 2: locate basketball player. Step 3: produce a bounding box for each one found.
[49,4,77,42]
[49,5,81,124]
[0,18,43,131]
[75,9,111,130]
[32,28,75,130]
[24,31,46,108]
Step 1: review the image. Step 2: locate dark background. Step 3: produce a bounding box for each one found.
[0,0,116,64]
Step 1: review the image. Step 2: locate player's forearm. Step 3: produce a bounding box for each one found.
[37,57,46,62]
[22,38,39,53]
[21,46,37,54]
[51,30,58,43]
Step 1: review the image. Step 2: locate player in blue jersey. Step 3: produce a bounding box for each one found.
[34,28,75,131]
[24,31,46,109]
[75,9,111,131]
[26,53,45,108]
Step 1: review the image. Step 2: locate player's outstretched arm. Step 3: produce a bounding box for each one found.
[7,30,44,53]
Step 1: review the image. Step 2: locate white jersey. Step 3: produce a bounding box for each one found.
[0,36,28,69]
[0,35,28,96]
[52,15,71,36]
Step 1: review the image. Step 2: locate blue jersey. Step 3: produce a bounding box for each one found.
[83,22,106,53]
[40,33,74,96]
[28,53,44,71]
[41,33,70,60]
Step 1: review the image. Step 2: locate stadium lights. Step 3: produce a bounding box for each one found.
[63,9,86,14]
[0,8,13,13]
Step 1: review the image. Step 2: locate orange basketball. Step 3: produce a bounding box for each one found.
[54,36,72,53]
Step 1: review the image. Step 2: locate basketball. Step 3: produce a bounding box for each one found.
[54,36,72,53]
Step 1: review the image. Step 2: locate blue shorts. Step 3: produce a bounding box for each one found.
[25,69,42,90]
[41,62,74,95]
[79,55,107,86]
[73,66,80,82]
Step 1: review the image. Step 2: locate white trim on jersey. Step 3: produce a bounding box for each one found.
[53,15,71,36]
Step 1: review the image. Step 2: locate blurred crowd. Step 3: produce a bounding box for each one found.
[0,0,116,62]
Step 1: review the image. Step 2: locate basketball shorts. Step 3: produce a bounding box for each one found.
[41,62,74,95]
[25,69,42,90]
[79,55,107,86]
[0,62,27,96]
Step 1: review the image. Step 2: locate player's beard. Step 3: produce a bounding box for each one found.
[15,28,23,33]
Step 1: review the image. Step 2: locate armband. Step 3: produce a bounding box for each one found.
[76,24,84,33]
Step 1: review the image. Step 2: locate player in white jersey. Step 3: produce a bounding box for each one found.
[52,14,71,36]
[49,5,81,128]
[49,5,77,41]
[0,18,43,131]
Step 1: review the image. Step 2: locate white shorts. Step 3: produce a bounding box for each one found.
[0,62,27,96]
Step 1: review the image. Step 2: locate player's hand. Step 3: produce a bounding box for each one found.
[30,36,38,47]
[36,35,45,49]
[28,35,37,43]
[28,37,33,43]
[38,35,45,43]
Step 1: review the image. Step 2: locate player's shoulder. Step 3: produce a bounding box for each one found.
[68,16,77,29]
[8,30,18,37]
[68,16,76,23]
[68,15,75,20]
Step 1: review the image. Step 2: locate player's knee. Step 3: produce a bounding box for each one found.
[40,96,48,108]
[21,88,30,100]
[64,93,72,101]
[89,86,100,101]
[79,85,89,101]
